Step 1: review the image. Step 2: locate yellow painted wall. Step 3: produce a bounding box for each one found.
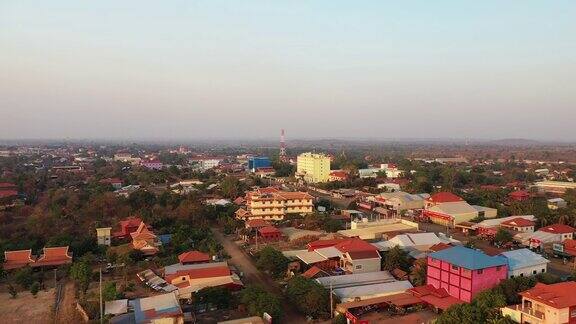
[297,153,330,183]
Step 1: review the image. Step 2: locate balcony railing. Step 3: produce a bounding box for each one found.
[503,304,545,322]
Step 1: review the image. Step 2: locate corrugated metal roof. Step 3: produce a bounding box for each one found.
[429,246,507,270]
[295,251,327,264]
[389,233,442,247]
[315,246,343,259]
[316,271,396,289]
[333,280,414,301]
[500,248,549,271]
[475,215,535,229]
[427,202,477,215]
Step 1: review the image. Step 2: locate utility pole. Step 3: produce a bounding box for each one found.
[330,280,333,318]
[99,267,103,324]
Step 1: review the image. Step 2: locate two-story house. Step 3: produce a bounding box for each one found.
[502,281,576,324]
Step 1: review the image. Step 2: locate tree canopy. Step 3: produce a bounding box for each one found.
[285,276,331,319]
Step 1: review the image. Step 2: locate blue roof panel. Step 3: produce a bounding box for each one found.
[429,246,507,270]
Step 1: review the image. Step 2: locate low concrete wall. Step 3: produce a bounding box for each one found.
[76,302,90,322]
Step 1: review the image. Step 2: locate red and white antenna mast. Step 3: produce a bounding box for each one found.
[279,129,287,162]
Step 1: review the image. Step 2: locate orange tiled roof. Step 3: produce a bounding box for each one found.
[3,250,36,270]
[334,238,379,253]
[35,246,72,267]
[302,266,325,279]
[132,240,159,255]
[130,222,157,240]
[246,218,270,228]
[178,251,210,264]
[520,282,576,309]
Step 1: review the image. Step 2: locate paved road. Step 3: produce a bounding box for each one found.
[212,228,306,324]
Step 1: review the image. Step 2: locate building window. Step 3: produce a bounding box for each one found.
[452,265,459,270]
[533,270,537,275]
[510,275,514,278]
[355,265,362,270]
[477,269,483,274]
[496,266,502,271]
[542,269,546,273]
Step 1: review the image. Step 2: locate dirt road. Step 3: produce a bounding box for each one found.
[54,282,83,324]
[212,228,306,324]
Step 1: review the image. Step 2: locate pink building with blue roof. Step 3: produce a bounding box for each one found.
[427,246,507,302]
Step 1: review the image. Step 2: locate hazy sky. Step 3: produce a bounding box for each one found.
[1,1,575,141]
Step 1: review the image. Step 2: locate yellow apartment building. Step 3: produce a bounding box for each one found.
[297,152,331,183]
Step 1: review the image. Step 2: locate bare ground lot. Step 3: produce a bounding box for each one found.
[0,289,55,324]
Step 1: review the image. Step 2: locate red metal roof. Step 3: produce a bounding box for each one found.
[409,285,464,310]
[334,238,379,253]
[302,266,324,279]
[564,239,576,250]
[501,217,535,227]
[114,216,144,237]
[427,192,463,203]
[347,250,381,260]
[428,243,452,252]
[520,282,576,309]
[165,266,230,283]
[307,238,347,251]
[178,251,210,264]
[0,190,18,199]
[120,216,143,228]
[539,224,575,234]
[329,171,349,178]
[308,238,379,255]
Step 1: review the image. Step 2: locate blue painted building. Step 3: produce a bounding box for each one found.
[248,156,271,172]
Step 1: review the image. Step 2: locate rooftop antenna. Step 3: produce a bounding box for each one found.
[280,129,287,162]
